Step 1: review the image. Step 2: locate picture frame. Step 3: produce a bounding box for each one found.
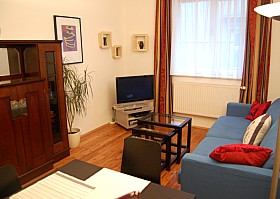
[98,31,112,48]
[54,15,83,64]
[112,45,122,59]
[132,34,148,52]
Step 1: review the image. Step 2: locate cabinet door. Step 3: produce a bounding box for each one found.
[38,43,69,160]
[0,87,27,175]
[17,81,52,170]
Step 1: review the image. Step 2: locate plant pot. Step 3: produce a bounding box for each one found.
[68,128,81,148]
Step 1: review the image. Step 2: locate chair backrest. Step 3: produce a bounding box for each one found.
[121,136,161,184]
[0,164,21,198]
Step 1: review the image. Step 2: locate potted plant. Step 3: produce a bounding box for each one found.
[63,64,93,148]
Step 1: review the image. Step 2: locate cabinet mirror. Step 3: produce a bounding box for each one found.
[0,48,21,76]
[24,46,39,74]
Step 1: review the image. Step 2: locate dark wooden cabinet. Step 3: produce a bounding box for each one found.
[0,80,53,183]
[37,42,69,162]
[0,85,27,176]
[0,40,69,184]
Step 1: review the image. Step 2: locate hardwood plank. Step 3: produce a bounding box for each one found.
[23,123,208,190]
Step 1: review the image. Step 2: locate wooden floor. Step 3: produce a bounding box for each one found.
[24,123,208,190]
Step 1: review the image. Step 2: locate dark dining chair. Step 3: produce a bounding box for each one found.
[0,164,21,198]
[121,136,162,184]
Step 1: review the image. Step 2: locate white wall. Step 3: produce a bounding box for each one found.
[0,0,156,134]
[122,0,156,76]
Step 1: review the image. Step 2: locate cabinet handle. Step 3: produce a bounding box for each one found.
[10,98,28,118]
[19,98,28,116]
[10,100,20,118]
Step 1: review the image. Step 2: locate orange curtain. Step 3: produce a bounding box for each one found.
[154,0,172,114]
[240,0,272,104]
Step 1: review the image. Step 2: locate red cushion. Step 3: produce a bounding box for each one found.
[209,144,272,167]
[245,101,271,120]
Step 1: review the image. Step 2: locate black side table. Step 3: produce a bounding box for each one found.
[133,113,192,170]
[132,124,177,171]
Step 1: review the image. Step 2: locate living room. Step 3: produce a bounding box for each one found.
[1,0,280,198]
[1,0,279,133]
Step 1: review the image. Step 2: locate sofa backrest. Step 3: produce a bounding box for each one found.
[260,98,280,169]
[267,98,280,125]
[260,122,278,169]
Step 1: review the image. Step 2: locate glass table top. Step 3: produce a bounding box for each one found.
[139,112,191,128]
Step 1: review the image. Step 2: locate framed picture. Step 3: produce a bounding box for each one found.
[54,15,83,64]
[98,31,112,48]
[132,34,148,52]
[112,45,122,59]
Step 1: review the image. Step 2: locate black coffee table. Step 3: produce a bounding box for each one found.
[133,113,192,170]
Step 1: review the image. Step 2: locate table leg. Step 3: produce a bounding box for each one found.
[176,120,192,164]
[187,119,192,152]
[165,139,171,171]
[176,129,182,164]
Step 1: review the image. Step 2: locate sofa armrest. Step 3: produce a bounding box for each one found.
[180,154,278,199]
[226,102,251,117]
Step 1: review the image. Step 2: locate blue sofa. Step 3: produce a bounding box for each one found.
[178,98,280,199]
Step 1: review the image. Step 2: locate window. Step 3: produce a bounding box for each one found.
[171,0,248,79]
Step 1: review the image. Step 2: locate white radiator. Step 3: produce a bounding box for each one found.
[173,81,240,118]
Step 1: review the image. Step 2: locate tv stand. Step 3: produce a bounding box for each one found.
[113,101,154,129]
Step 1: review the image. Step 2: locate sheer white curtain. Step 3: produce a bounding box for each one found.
[171,0,247,79]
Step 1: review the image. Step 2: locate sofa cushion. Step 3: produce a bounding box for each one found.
[243,114,272,145]
[267,98,280,124]
[209,144,272,167]
[245,101,271,121]
[206,116,251,141]
[193,137,242,156]
[260,122,278,169]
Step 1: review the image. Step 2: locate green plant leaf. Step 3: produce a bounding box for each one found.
[63,63,93,132]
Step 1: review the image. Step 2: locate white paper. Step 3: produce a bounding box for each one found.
[10,169,150,199]
[84,168,151,199]
[10,171,95,199]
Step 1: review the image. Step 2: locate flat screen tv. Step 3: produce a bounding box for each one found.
[116,75,154,104]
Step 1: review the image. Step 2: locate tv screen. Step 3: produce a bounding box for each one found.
[116,75,154,104]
